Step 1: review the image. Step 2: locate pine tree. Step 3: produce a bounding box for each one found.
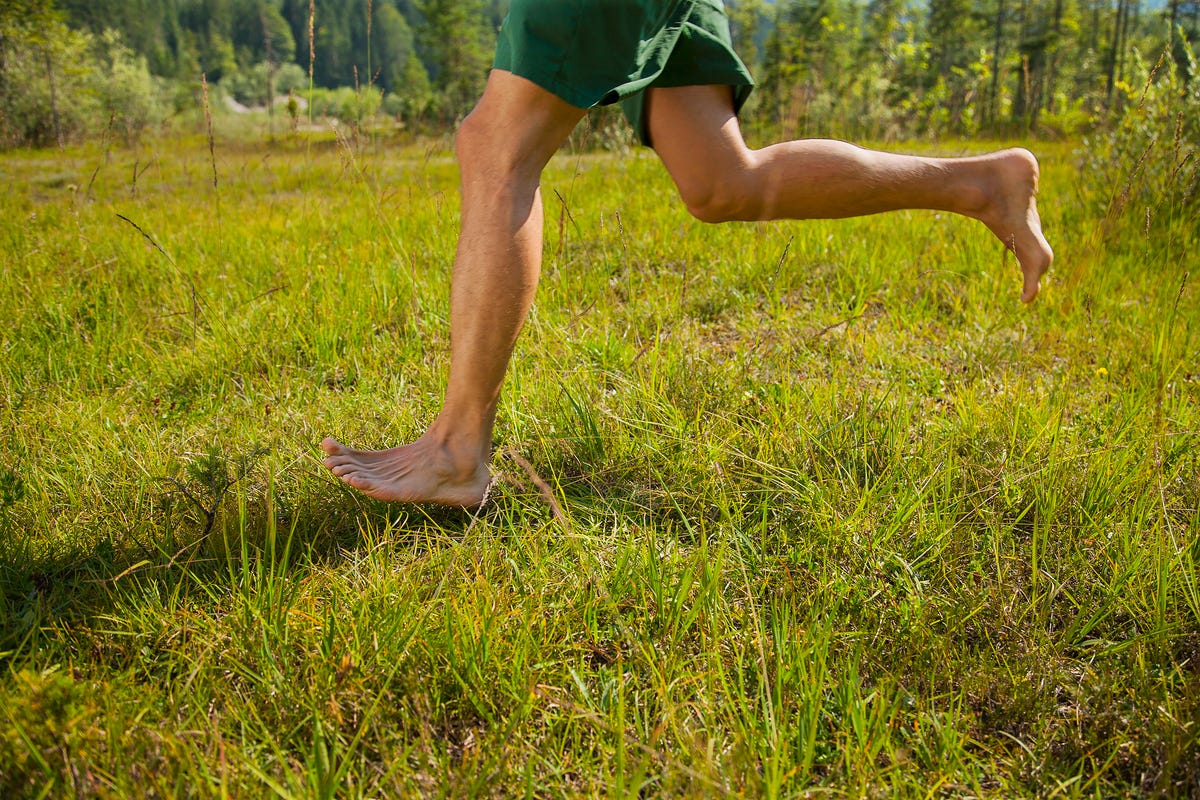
[417,0,490,122]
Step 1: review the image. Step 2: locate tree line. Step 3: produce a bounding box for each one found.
[1,0,1197,147]
[739,0,1197,137]
[51,0,506,111]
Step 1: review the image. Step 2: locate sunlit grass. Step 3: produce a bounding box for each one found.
[0,128,1196,797]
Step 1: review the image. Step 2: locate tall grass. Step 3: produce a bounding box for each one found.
[0,124,1196,796]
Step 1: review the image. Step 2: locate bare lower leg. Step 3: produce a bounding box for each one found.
[648,86,1052,302]
[319,179,537,507]
[322,72,584,505]
[749,141,1052,302]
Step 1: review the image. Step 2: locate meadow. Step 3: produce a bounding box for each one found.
[0,118,1197,797]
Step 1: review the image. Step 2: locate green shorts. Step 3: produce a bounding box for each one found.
[492,0,755,145]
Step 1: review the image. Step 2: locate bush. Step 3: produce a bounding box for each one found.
[0,15,95,147]
[302,86,383,124]
[91,29,163,141]
[338,87,382,124]
[1037,96,1098,139]
[0,14,163,148]
[381,91,404,117]
[303,87,349,119]
[1080,35,1199,237]
[222,61,306,107]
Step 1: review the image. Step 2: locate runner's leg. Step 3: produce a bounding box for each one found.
[322,70,587,505]
[646,85,1053,302]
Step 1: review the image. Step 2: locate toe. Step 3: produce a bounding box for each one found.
[344,474,374,492]
[330,463,360,478]
[1021,263,1047,303]
[321,437,347,456]
[323,456,359,473]
[331,468,365,488]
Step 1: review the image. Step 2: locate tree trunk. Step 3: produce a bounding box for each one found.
[1116,0,1139,92]
[262,5,276,138]
[989,0,1006,126]
[1045,0,1063,117]
[1104,0,1128,106]
[0,29,7,105]
[1014,0,1030,125]
[43,47,63,149]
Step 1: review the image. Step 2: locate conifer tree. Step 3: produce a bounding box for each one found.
[416,0,490,122]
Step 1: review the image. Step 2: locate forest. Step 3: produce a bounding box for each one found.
[1,0,1198,147]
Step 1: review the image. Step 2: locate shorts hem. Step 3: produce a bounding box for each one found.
[489,63,598,110]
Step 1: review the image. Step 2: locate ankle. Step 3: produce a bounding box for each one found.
[948,161,994,220]
[423,419,492,469]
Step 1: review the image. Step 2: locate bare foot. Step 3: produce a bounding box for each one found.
[976,148,1054,303]
[321,434,491,507]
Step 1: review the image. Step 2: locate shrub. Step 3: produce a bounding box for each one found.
[0,14,95,147]
[303,87,351,119]
[302,86,383,124]
[222,61,305,108]
[381,90,404,117]
[90,29,162,141]
[0,14,162,148]
[1080,34,1199,237]
[338,87,382,124]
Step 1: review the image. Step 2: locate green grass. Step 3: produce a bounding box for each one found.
[0,127,1197,797]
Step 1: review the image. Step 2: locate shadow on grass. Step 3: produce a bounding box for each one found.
[0,473,487,660]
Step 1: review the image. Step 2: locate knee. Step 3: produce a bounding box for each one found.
[454,106,546,190]
[455,110,520,194]
[676,168,763,224]
[454,110,490,168]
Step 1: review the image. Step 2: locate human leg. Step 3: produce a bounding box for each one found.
[322,70,586,505]
[646,85,1053,302]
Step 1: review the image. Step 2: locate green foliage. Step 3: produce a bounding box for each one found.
[391,50,432,123]
[338,86,382,123]
[56,0,185,75]
[92,29,164,140]
[0,11,163,147]
[222,59,306,105]
[230,1,296,72]
[927,0,978,72]
[5,0,1195,144]
[168,443,268,538]
[742,0,1194,139]
[372,1,417,92]
[0,9,92,147]
[416,0,492,122]
[1082,35,1200,237]
[303,85,382,123]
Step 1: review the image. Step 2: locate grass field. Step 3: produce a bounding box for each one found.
[0,124,1197,797]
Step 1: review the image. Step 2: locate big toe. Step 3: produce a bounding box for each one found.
[1021,278,1041,303]
[1022,244,1052,303]
[1021,257,1051,302]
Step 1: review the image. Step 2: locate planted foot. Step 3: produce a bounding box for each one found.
[976,148,1054,303]
[321,434,491,507]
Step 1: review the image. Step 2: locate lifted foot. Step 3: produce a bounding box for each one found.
[978,148,1054,303]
